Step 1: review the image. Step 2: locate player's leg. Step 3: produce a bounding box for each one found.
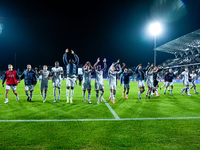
[53,87,57,103]
[99,86,105,102]
[4,85,10,103]
[70,87,74,103]
[123,87,126,98]
[43,89,47,102]
[66,87,70,103]
[82,82,86,102]
[194,85,198,94]
[87,89,91,103]
[126,88,129,99]
[148,87,152,98]
[112,89,116,104]
[96,90,99,104]
[57,82,61,100]
[29,85,34,102]
[13,90,19,101]
[170,85,173,95]
[41,90,43,97]
[186,85,191,96]
[164,82,169,95]
[160,83,165,90]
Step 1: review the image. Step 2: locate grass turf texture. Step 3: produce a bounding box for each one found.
[0,80,200,149]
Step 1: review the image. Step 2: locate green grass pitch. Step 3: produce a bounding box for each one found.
[0,79,200,149]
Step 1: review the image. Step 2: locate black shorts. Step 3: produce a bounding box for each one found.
[153,80,158,87]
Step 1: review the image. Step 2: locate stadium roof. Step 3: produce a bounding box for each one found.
[154,29,200,56]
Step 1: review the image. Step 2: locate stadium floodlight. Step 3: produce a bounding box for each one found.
[149,22,162,36]
[149,22,162,66]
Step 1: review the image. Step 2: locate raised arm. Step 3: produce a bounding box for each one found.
[103,58,107,71]
[117,64,122,74]
[71,50,79,66]
[93,58,100,69]
[128,69,133,76]
[135,64,141,73]
[63,49,69,66]
[144,62,150,71]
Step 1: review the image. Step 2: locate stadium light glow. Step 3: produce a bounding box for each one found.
[149,22,162,36]
[149,22,162,66]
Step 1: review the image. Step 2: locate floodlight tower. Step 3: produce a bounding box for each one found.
[149,22,162,66]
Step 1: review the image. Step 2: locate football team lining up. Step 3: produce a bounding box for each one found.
[2,49,199,104]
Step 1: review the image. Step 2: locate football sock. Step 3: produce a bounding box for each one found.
[26,92,29,98]
[187,87,190,94]
[5,98,8,102]
[88,93,91,102]
[53,88,56,100]
[96,93,99,101]
[30,91,33,99]
[71,89,74,100]
[100,92,104,97]
[44,93,47,100]
[58,89,61,97]
[83,93,86,100]
[66,89,69,100]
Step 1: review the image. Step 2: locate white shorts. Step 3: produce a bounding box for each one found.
[147,81,153,88]
[123,84,130,89]
[53,81,61,89]
[183,80,189,86]
[109,84,117,90]
[6,85,17,91]
[137,80,145,88]
[95,83,104,91]
[66,77,76,88]
[191,81,196,87]
[166,82,173,87]
[164,82,167,86]
[25,85,34,91]
[82,82,91,91]
[40,83,48,91]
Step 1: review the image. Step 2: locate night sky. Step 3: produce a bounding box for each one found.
[0,0,200,71]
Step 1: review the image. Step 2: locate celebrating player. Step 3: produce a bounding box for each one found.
[160,72,170,91]
[93,58,107,104]
[135,63,150,100]
[35,65,52,102]
[108,60,122,104]
[178,67,191,96]
[51,61,63,103]
[63,49,79,103]
[2,64,20,103]
[20,64,37,102]
[82,61,93,104]
[190,70,199,94]
[164,69,176,95]
[146,64,154,98]
[120,66,133,99]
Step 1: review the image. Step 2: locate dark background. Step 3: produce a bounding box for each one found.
[0,0,200,70]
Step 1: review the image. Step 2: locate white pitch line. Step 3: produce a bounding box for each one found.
[0,117,200,122]
[102,97,120,119]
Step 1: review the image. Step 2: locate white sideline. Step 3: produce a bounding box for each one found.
[102,97,120,119]
[0,117,200,122]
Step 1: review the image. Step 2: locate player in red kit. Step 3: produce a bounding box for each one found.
[2,64,20,103]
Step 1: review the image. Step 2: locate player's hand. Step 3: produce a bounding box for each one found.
[35,67,38,70]
[129,69,132,71]
[122,63,126,67]
[66,49,69,53]
[148,62,150,65]
[97,57,100,62]
[138,64,142,66]
[118,64,121,67]
[71,50,75,54]
[2,84,4,87]
[117,59,120,63]
[103,58,106,63]
[18,81,20,83]
[151,63,154,67]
